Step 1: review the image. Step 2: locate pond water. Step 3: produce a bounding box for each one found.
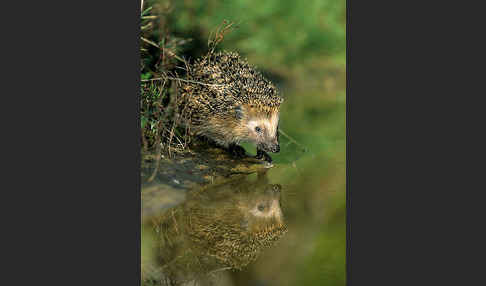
[141,85,346,286]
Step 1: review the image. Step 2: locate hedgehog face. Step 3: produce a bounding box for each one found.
[245,112,280,153]
[248,184,283,220]
[239,184,284,231]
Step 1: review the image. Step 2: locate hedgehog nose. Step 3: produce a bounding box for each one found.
[265,184,282,195]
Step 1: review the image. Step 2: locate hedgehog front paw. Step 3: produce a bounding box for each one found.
[255,149,273,163]
[228,144,247,158]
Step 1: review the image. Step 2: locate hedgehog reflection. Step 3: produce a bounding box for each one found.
[145,172,287,285]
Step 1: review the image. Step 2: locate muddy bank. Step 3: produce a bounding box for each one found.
[141,143,273,220]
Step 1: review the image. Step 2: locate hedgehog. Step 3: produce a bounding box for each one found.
[145,173,287,285]
[177,51,283,163]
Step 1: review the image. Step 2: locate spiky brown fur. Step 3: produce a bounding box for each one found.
[177,51,283,160]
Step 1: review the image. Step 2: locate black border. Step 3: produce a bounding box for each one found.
[5,0,141,285]
[346,1,485,285]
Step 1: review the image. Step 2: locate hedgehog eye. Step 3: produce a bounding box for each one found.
[255,126,262,133]
[257,204,265,211]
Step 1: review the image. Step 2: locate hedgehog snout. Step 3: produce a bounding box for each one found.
[269,137,280,153]
[259,141,280,153]
[265,184,282,196]
[273,144,280,153]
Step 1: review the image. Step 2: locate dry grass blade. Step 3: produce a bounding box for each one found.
[162,48,186,63]
[142,15,157,20]
[278,129,308,152]
[141,22,153,31]
[208,20,238,53]
[141,37,159,48]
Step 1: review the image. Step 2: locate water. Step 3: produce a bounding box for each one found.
[141,87,346,286]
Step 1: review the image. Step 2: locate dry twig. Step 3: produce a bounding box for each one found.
[278,129,308,152]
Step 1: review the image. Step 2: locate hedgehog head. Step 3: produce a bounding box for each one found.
[242,184,284,230]
[235,102,281,153]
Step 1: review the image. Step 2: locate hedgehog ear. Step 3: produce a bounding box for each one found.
[235,105,244,120]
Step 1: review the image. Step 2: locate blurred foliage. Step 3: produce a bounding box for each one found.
[169,0,345,67]
[142,0,345,72]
